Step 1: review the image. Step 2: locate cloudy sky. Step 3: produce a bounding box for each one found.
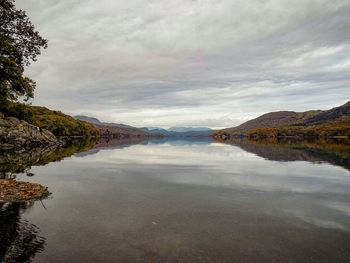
[17,0,350,128]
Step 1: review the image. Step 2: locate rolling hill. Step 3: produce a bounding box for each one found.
[214,101,350,139]
[222,111,321,134]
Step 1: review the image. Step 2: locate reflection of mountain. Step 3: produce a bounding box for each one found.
[94,137,149,149]
[223,138,350,171]
[0,202,45,262]
[148,137,214,145]
[0,139,97,179]
[75,137,150,157]
[71,137,218,157]
[141,127,214,137]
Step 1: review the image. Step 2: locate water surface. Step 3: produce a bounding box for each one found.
[1,138,350,262]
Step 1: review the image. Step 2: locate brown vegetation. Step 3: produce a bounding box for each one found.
[0,179,50,202]
[214,102,350,139]
[2,103,99,137]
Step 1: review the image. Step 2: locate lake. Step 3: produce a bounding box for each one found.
[1,138,350,262]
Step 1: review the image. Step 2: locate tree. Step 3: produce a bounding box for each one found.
[0,0,47,112]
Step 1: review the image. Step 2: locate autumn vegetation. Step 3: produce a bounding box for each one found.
[214,102,350,140]
[246,120,350,139]
[2,102,99,137]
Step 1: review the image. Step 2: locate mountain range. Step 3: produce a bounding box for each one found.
[74,115,154,138]
[74,116,213,138]
[74,115,135,129]
[141,127,213,137]
[75,101,349,140]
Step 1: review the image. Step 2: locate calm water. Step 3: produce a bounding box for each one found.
[1,138,350,262]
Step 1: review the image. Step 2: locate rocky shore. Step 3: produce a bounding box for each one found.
[0,116,60,150]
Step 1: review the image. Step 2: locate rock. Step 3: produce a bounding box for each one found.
[0,118,10,127]
[0,143,14,149]
[0,116,60,150]
[6,117,21,125]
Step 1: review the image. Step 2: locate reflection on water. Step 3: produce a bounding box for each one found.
[0,139,97,179]
[221,137,350,171]
[0,137,350,262]
[0,202,46,262]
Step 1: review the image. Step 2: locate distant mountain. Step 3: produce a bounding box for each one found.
[168,127,213,132]
[141,127,172,136]
[173,130,214,137]
[141,126,214,137]
[75,115,134,129]
[74,115,158,138]
[214,101,350,139]
[74,115,102,125]
[72,117,214,138]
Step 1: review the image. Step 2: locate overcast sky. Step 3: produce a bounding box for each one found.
[17,0,350,128]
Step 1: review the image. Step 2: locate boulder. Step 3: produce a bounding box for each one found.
[0,117,60,150]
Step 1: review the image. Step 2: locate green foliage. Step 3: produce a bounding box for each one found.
[27,105,99,137]
[1,102,99,137]
[0,0,47,110]
[1,102,34,123]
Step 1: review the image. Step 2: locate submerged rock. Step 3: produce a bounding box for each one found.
[0,179,50,202]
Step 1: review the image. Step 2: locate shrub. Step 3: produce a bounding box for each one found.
[2,103,34,123]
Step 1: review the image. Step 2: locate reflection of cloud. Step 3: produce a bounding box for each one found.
[283,209,347,231]
[75,141,350,196]
[67,139,350,234]
[12,137,350,260]
[16,0,350,127]
[326,201,350,217]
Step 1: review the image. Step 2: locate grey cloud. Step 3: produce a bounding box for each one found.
[16,0,350,128]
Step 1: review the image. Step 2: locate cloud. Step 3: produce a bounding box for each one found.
[17,0,350,128]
